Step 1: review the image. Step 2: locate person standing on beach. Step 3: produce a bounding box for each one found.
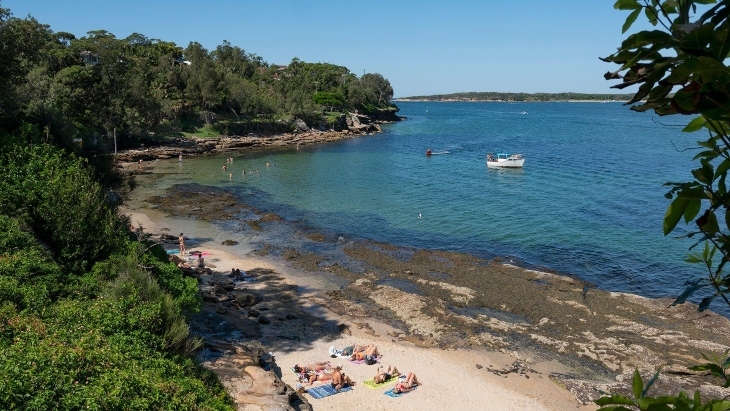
[179,233,185,256]
[179,153,183,162]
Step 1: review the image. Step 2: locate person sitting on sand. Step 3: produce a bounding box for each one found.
[393,372,420,394]
[331,364,356,391]
[373,364,400,384]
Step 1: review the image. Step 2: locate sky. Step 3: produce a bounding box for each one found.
[4,0,643,98]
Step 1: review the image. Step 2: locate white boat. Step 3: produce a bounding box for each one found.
[486,152,525,168]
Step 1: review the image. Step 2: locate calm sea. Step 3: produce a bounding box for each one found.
[136,101,707,303]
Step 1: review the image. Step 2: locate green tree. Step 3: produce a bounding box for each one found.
[360,73,394,105]
[603,0,730,312]
[184,42,223,123]
[598,1,730,408]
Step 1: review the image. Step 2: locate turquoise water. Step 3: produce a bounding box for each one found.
[145,101,705,301]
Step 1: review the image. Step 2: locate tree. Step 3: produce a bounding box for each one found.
[598,1,730,408]
[604,0,730,312]
[360,73,394,105]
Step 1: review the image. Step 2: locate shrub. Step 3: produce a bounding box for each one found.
[0,143,128,273]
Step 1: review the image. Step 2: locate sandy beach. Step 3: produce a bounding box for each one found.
[122,206,597,411]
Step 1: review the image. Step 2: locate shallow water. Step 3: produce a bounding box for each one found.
[131,101,709,306]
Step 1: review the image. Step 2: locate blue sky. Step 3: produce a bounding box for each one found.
[5,0,641,97]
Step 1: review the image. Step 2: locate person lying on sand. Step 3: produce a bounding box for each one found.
[393,372,420,394]
[374,364,400,384]
[351,344,379,364]
[330,343,374,357]
[294,361,332,374]
[331,364,356,391]
[303,370,334,386]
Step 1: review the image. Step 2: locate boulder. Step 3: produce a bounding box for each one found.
[232,290,263,307]
[293,118,309,133]
[209,273,235,290]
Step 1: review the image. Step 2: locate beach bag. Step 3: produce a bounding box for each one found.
[365,355,377,365]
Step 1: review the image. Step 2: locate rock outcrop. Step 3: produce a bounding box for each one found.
[187,267,312,411]
[115,112,400,163]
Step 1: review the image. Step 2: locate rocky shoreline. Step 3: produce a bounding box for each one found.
[115,112,398,164]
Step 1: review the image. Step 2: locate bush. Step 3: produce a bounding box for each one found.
[0,143,128,273]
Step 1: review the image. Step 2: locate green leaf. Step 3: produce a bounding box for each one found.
[621,30,673,49]
[624,8,643,33]
[643,369,661,397]
[685,254,704,263]
[681,23,715,52]
[595,394,636,406]
[645,6,659,26]
[692,150,719,161]
[672,279,704,305]
[660,1,678,14]
[683,116,707,132]
[683,199,702,223]
[698,209,720,234]
[637,398,672,410]
[691,161,714,184]
[615,0,641,10]
[633,369,644,400]
[664,197,690,234]
[699,295,717,311]
[689,363,725,376]
[647,395,677,405]
[674,89,699,113]
[716,159,730,178]
[709,24,730,60]
[709,400,730,410]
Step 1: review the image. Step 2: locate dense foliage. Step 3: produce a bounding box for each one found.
[0,140,230,410]
[397,91,634,101]
[598,0,730,409]
[0,3,351,408]
[0,4,396,157]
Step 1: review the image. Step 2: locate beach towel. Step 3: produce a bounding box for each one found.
[306,384,352,399]
[363,375,398,389]
[384,386,417,398]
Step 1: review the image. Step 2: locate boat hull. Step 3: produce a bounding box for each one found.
[487,158,525,168]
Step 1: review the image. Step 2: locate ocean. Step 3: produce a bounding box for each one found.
[132,101,706,304]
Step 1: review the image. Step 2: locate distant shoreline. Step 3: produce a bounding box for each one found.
[393,99,629,103]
